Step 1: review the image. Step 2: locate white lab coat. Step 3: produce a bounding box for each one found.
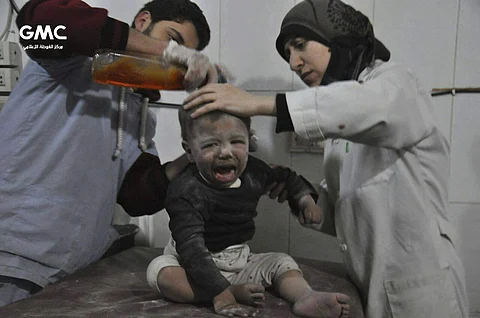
[286,60,469,318]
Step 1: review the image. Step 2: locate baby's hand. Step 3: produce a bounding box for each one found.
[213,288,260,317]
[298,195,323,231]
[230,283,265,307]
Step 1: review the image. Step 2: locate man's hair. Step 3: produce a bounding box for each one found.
[131,0,210,50]
[178,107,251,142]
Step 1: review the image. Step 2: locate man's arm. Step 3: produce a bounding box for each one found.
[117,153,190,217]
[16,0,169,59]
[164,153,190,181]
[16,0,130,59]
[17,0,217,88]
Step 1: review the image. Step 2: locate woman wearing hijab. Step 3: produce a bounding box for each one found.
[183,0,469,317]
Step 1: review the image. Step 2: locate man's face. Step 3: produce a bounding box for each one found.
[186,114,249,188]
[284,37,331,87]
[147,20,200,49]
[135,11,200,49]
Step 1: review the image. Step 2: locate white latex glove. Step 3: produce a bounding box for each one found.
[163,40,217,91]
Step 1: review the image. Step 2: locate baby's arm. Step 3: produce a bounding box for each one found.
[261,163,323,227]
[314,180,337,235]
[297,194,324,230]
[213,287,261,317]
[267,167,318,210]
[167,197,230,299]
[166,196,259,316]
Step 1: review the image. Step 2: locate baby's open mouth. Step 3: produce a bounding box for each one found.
[214,165,237,183]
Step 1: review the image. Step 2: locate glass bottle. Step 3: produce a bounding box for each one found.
[91,50,186,90]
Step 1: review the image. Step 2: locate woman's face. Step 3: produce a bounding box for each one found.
[284,37,331,87]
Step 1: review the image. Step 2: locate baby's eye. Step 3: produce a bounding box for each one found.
[202,143,216,149]
[232,140,245,145]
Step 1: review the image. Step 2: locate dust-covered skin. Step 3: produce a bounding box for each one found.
[293,291,350,318]
[184,113,249,188]
[230,283,266,307]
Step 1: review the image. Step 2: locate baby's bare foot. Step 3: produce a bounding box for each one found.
[292,291,350,318]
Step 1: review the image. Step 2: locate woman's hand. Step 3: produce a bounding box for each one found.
[183,83,276,118]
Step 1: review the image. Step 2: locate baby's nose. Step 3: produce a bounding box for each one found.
[218,144,233,158]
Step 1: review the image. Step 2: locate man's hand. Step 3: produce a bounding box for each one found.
[230,283,265,307]
[213,288,260,317]
[164,153,191,181]
[298,195,324,231]
[163,40,217,91]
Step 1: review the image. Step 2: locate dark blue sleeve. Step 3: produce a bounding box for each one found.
[117,153,168,216]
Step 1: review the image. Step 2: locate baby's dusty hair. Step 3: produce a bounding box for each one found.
[178,106,251,142]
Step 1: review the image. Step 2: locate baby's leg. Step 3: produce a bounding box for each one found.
[274,270,350,318]
[146,254,197,303]
[156,266,196,303]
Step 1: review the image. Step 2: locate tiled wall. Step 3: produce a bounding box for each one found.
[2,0,478,314]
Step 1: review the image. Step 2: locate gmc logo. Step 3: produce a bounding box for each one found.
[19,25,67,41]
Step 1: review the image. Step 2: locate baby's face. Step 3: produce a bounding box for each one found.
[188,114,249,188]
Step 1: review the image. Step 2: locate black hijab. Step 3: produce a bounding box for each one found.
[276,0,390,85]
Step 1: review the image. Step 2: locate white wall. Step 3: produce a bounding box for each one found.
[0,0,29,68]
[2,0,479,315]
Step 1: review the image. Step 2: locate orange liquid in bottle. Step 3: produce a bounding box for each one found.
[92,55,186,90]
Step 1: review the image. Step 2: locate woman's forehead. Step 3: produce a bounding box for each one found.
[284,36,308,47]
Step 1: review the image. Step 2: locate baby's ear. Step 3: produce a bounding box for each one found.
[181,140,194,162]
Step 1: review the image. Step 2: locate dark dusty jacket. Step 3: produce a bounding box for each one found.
[166,155,318,300]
